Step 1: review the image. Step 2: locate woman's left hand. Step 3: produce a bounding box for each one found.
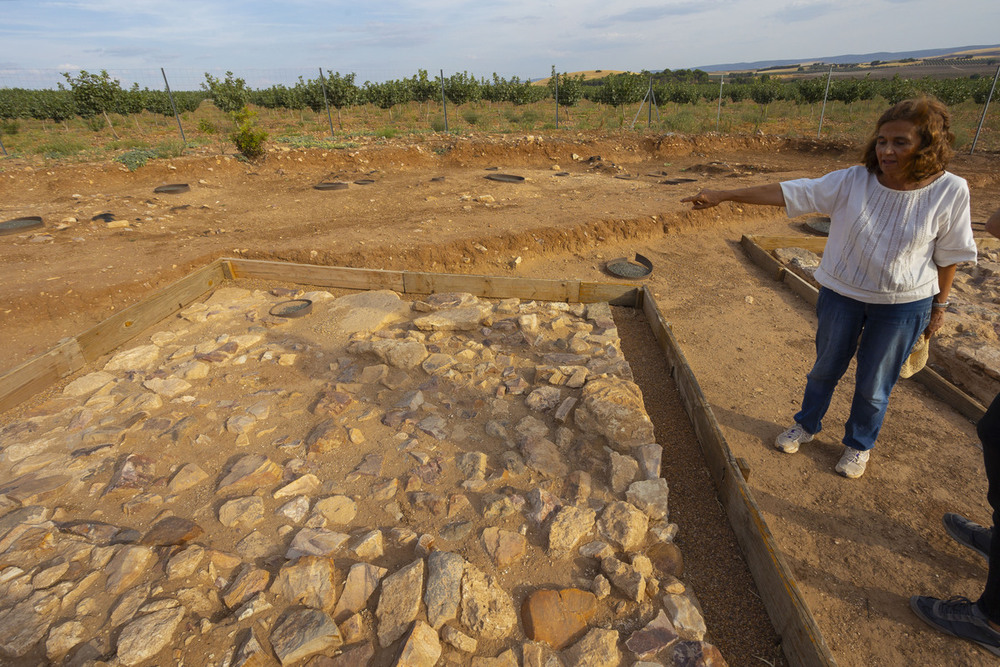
[925,308,946,337]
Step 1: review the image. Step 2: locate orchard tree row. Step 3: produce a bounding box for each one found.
[0,71,207,123]
[0,68,995,125]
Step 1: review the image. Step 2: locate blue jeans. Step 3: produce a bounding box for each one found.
[794,288,931,451]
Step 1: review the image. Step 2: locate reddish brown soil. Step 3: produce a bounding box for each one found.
[2,130,999,665]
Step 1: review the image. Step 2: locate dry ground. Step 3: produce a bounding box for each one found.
[2,130,1000,665]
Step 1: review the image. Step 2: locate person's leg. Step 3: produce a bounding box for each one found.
[976,392,1000,623]
[843,297,931,451]
[911,393,1000,654]
[793,288,865,435]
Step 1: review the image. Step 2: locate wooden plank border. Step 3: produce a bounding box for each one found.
[226,258,405,292]
[0,259,226,413]
[226,257,640,305]
[742,235,987,421]
[641,285,837,667]
[76,259,227,363]
[0,338,86,415]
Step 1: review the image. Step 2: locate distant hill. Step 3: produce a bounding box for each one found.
[696,44,1000,73]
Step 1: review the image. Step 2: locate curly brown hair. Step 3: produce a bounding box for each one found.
[862,96,954,181]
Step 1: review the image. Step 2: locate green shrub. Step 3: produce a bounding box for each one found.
[430,116,447,132]
[85,116,104,132]
[230,106,267,161]
[39,137,87,158]
[155,139,185,159]
[197,119,218,135]
[462,110,481,126]
[107,138,149,151]
[273,135,357,150]
[115,149,157,171]
[374,127,398,138]
[0,120,19,135]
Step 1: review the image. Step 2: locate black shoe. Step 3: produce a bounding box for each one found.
[910,595,1000,656]
[943,513,992,559]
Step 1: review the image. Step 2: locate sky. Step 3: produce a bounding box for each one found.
[1,0,998,89]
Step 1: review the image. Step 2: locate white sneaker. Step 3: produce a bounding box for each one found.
[775,423,813,453]
[835,447,870,479]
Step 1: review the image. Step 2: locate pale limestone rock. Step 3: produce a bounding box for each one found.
[286,528,349,559]
[525,385,563,411]
[115,606,185,666]
[481,526,526,567]
[636,443,663,480]
[460,563,516,640]
[324,290,411,334]
[625,609,679,659]
[217,454,282,493]
[63,372,114,397]
[142,376,191,397]
[0,590,60,657]
[598,501,648,553]
[104,344,160,371]
[167,463,209,493]
[269,607,342,665]
[664,592,707,641]
[548,505,596,553]
[218,496,265,529]
[443,625,478,652]
[105,546,154,595]
[348,529,384,560]
[610,451,639,494]
[223,565,270,609]
[574,376,655,451]
[334,562,387,622]
[270,556,337,610]
[370,339,429,369]
[563,627,620,667]
[425,551,464,629]
[45,620,85,660]
[376,558,425,647]
[626,478,670,521]
[521,436,568,478]
[274,473,321,498]
[109,584,150,627]
[592,574,611,599]
[397,620,442,667]
[413,305,489,331]
[601,556,646,602]
[277,496,311,523]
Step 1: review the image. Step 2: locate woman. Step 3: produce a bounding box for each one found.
[682,97,978,479]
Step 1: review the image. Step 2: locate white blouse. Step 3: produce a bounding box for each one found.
[780,166,978,304]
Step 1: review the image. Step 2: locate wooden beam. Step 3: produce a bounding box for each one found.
[913,366,987,422]
[751,235,827,254]
[76,259,226,363]
[402,272,580,302]
[741,235,785,281]
[641,286,838,667]
[226,258,405,292]
[746,235,997,255]
[783,269,820,306]
[0,338,85,414]
[579,281,640,306]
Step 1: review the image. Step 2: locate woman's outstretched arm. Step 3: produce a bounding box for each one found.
[681,183,786,210]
